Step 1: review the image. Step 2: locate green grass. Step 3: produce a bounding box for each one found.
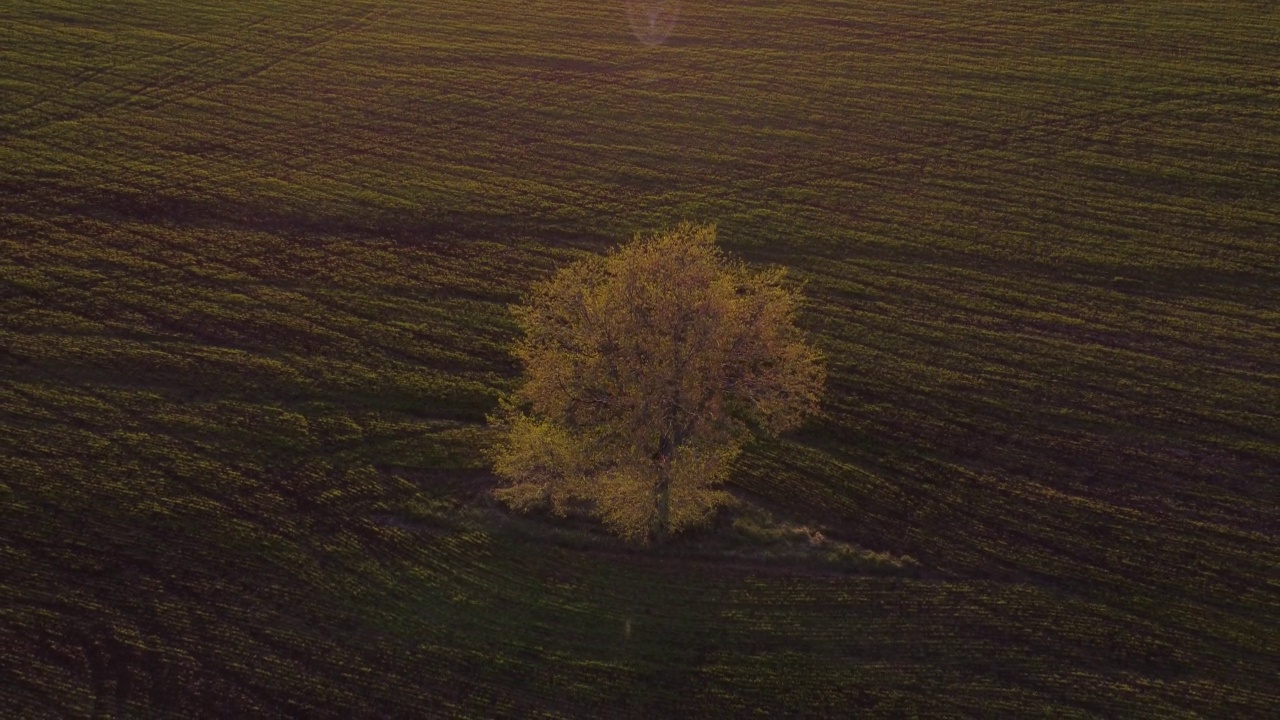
[2,0,1278,716]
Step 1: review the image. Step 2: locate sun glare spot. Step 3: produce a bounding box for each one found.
[624,0,682,46]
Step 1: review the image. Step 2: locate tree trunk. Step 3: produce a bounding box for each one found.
[651,391,685,545]
[651,433,673,545]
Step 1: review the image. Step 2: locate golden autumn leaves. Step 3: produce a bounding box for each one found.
[489,224,825,544]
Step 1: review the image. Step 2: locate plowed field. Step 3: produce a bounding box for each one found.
[3,0,1277,716]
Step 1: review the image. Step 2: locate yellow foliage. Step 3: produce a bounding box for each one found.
[490,223,825,544]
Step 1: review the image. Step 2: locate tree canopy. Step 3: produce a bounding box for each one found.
[489,223,825,544]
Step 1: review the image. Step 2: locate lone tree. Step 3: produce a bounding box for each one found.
[489,223,825,544]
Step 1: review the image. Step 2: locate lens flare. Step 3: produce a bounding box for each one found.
[624,1,682,46]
